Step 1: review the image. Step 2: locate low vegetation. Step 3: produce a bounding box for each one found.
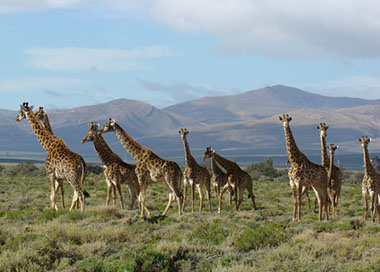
[0,162,379,271]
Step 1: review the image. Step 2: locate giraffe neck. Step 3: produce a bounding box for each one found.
[113,123,144,160]
[41,114,53,134]
[25,109,57,152]
[363,145,375,176]
[182,136,196,167]
[328,151,335,184]
[92,133,118,165]
[212,152,238,173]
[320,134,330,167]
[283,125,308,165]
[211,157,224,175]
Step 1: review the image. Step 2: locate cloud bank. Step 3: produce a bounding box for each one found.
[25,46,178,72]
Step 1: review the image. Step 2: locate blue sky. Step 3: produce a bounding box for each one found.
[1,0,380,110]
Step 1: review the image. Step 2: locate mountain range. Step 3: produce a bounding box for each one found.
[1,85,380,170]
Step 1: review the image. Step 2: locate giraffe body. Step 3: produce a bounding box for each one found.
[211,157,233,205]
[203,147,256,214]
[179,128,211,213]
[360,136,380,222]
[317,123,342,217]
[280,114,329,221]
[16,103,88,212]
[100,119,183,218]
[81,122,140,210]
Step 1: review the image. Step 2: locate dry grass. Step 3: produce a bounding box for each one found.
[0,168,379,271]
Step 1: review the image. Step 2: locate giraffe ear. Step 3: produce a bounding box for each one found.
[96,123,100,128]
[279,116,283,121]
[110,119,115,125]
[29,105,34,110]
[288,117,292,122]
[358,138,362,142]
[369,138,372,142]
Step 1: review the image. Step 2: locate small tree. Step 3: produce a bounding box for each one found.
[246,158,280,180]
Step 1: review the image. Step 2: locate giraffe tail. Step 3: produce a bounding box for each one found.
[83,190,91,198]
[80,157,90,198]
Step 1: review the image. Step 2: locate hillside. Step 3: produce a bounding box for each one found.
[164,85,380,125]
[1,86,380,168]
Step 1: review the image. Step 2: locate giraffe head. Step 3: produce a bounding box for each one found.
[81,122,100,143]
[99,118,116,134]
[317,123,329,138]
[16,102,33,122]
[179,128,189,140]
[202,146,214,161]
[359,136,371,148]
[279,114,292,128]
[328,143,338,154]
[35,107,46,121]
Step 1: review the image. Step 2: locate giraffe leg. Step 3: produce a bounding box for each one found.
[69,191,78,211]
[115,181,125,210]
[112,184,117,207]
[370,191,376,223]
[302,186,311,209]
[105,179,113,207]
[197,184,204,212]
[191,182,196,213]
[228,185,233,206]
[218,184,229,214]
[182,179,188,214]
[363,190,368,220]
[56,179,65,209]
[297,185,302,221]
[214,183,219,200]
[236,187,244,211]
[162,192,175,216]
[290,183,297,221]
[206,182,212,212]
[246,184,256,210]
[49,175,58,211]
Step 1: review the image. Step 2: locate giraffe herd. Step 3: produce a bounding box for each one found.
[14,103,380,223]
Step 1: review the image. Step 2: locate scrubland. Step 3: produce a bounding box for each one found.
[0,162,379,271]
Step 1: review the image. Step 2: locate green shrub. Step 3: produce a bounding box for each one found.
[87,164,105,175]
[134,249,173,272]
[187,222,229,246]
[2,162,44,176]
[234,223,289,252]
[246,158,281,180]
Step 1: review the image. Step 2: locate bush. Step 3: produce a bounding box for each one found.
[245,158,281,180]
[187,222,229,246]
[87,164,104,175]
[234,223,289,252]
[134,249,173,272]
[2,162,44,176]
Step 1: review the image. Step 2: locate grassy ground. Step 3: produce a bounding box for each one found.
[0,169,379,272]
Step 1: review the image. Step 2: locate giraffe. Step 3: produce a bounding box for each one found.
[279,114,329,221]
[317,122,343,217]
[81,122,140,210]
[287,159,313,210]
[359,136,380,223]
[327,144,341,217]
[16,102,88,212]
[179,128,211,213]
[210,157,233,205]
[99,119,183,218]
[202,147,256,214]
[35,106,87,210]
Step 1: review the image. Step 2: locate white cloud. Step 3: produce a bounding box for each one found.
[25,46,178,72]
[3,0,380,59]
[0,77,87,91]
[0,0,81,13]
[136,78,224,107]
[303,76,380,100]
[85,0,380,59]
